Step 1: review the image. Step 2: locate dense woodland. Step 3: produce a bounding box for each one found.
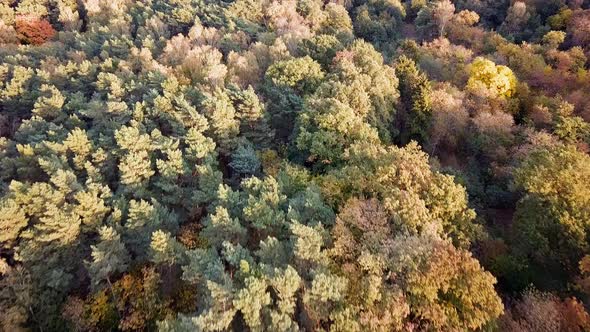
[2,0,590,330]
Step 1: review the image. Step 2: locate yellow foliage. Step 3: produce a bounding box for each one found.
[467,57,517,98]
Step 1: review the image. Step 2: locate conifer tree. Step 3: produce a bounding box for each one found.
[229,143,261,176]
[87,226,130,289]
[395,55,432,145]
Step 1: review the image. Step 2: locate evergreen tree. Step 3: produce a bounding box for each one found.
[229,143,261,176]
[87,226,130,289]
[395,55,432,145]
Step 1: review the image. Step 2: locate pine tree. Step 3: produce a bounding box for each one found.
[229,143,261,176]
[202,89,240,154]
[32,84,65,120]
[87,226,130,289]
[395,55,432,145]
[227,85,274,148]
[150,230,185,266]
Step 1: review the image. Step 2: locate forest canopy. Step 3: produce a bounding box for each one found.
[2,0,590,331]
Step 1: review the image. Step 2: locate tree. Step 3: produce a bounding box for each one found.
[178,45,227,88]
[498,1,538,42]
[0,21,18,44]
[352,0,405,48]
[416,0,456,39]
[542,30,566,49]
[150,230,185,266]
[568,10,590,48]
[0,199,28,250]
[395,55,432,144]
[265,56,324,95]
[314,40,399,142]
[202,89,240,154]
[554,116,590,144]
[453,0,510,27]
[5,0,590,328]
[229,143,261,176]
[323,141,479,247]
[467,57,517,99]
[386,232,503,330]
[87,226,130,290]
[63,267,176,331]
[513,145,590,284]
[264,56,325,142]
[296,97,380,168]
[298,34,344,68]
[319,3,353,40]
[0,261,33,331]
[499,289,590,332]
[427,86,469,154]
[15,17,56,45]
[0,3,16,26]
[227,85,274,148]
[330,198,503,330]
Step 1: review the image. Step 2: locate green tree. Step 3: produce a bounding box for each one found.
[352,0,405,49]
[150,230,185,266]
[330,198,503,330]
[322,141,479,247]
[229,143,261,176]
[298,34,344,68]
[513,145,590,283]
[296,97,380,168]
[415,0,456,39]
[264,56,325,141]
[227,85,274,148]
[265,56,325,95]
[87,226,130,290]
[395,55,432,145]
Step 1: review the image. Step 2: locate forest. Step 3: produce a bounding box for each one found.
[1,0,590,330]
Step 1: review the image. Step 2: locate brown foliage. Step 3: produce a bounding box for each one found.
[500,290,590,332]
[15,18,56,45]
[177,222,206,249]
[62,268,177,331]
[568,10,590,48]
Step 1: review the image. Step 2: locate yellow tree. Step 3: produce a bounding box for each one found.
[467,57,517,98]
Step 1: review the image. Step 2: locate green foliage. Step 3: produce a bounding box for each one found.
[513,145,590,281]
[298,34,344,68]
[265,56,325,95]
[229,143,261,176]
[554,116,590,144]
[395,55,432,144]
[329,198,502,330]
[87,226,130,289]
[296,97,380,167]
[4,0,590,329]
[263,56,325,143]
[150,230,185,266]
[322,141,479,247]
[352,0,405,49]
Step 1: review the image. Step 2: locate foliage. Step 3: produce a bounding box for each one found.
[467,57,517,98]
[15,18,56,45]
[2,0,590,330]
[395,55,432,144]
[512,145,590,282]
